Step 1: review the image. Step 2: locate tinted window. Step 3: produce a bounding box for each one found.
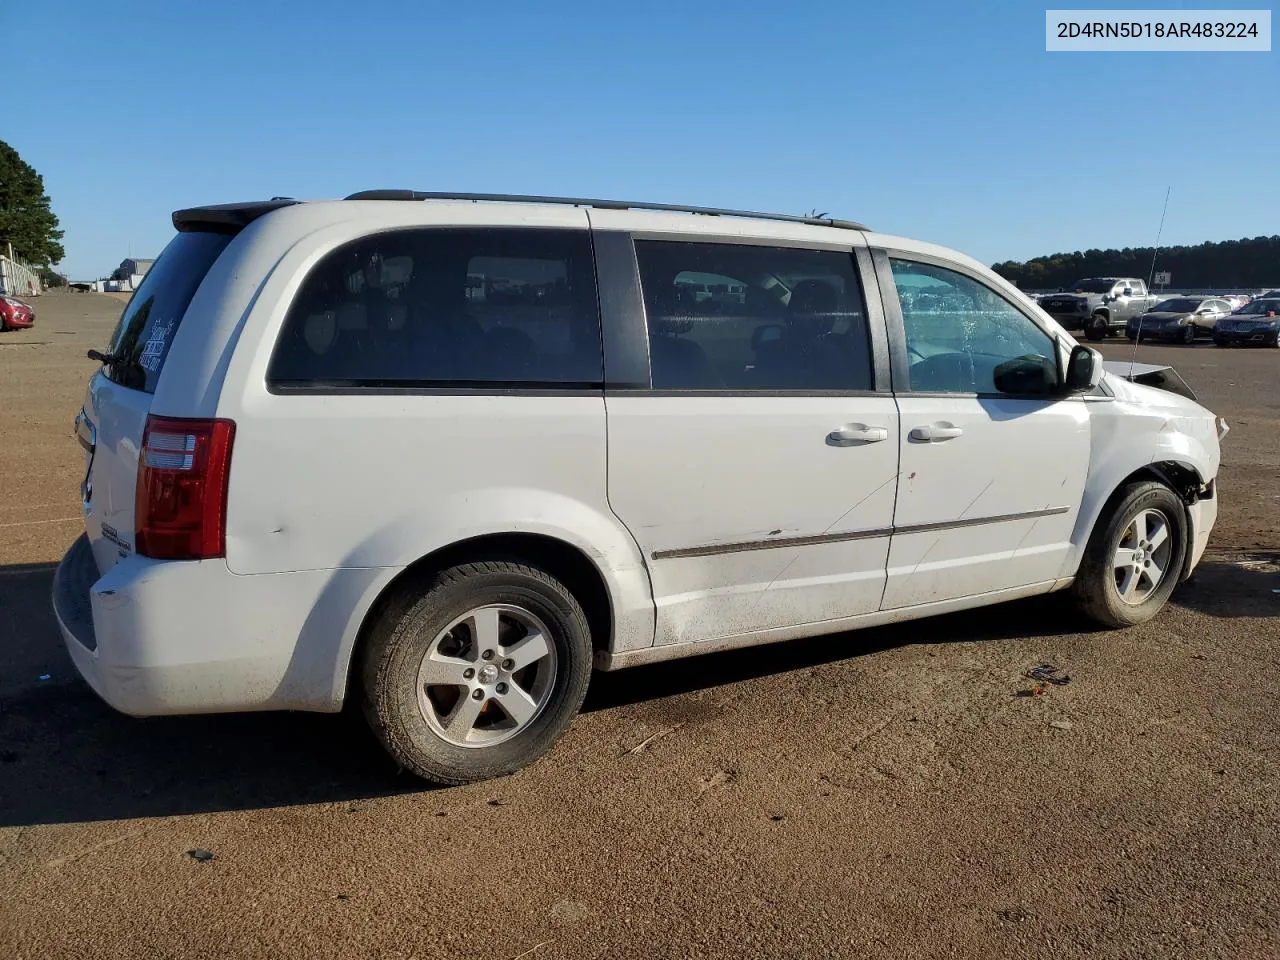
[1154,299,1201,313]
[890,258,1059,395]
[103,231,232,393]
[1069,279,1115,293]
[1238,299,1280,315]
[268,228,601,388]
[633,241,872,391]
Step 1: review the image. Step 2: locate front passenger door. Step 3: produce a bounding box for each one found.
[876,253,1091,609]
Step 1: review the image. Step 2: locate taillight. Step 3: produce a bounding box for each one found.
[135,416,235,560]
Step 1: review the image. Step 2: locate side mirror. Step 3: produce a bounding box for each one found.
[992,354,1059,396]
[1064,344,1104,393]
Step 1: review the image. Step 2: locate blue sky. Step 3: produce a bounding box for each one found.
[5,0,1276,278]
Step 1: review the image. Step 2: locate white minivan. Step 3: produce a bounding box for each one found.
[54,192,1227,784]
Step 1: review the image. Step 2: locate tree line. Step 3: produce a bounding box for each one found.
[0,139,64,268]
[992,235,1280,290]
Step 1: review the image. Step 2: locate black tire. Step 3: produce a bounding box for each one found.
[1214,338,1227,347]
[1127,335,1138,344]
[1182,324,1196,345]
[361,559,593,785]
[1072,481,1188,628]
[1086,314,1108,341]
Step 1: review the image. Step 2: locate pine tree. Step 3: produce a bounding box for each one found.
[0,140,65,265]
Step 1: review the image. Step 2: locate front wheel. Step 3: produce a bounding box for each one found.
[1086,314,1109,341]
[361,559,594,784]
[1182,324,1196,345]
[1072,481,1188,628]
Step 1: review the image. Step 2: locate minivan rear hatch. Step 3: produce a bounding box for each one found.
[79,230,233,575]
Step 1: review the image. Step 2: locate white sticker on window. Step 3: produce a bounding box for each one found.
[138,320,174,372]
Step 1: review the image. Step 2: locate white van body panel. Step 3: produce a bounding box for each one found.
[54,198,1224,716]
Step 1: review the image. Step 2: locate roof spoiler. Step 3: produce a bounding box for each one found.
[172,199,300,234]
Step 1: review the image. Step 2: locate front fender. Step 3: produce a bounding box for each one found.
[1063,394,1220,580]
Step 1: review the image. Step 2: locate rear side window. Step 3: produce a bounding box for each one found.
[633,240,872,391]
[268,228,602,389]
[103,231,232,393]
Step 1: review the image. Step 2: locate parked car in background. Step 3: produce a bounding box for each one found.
[1040,278,1158,341]
[54,192,1226,785]
[1261,289,1280,300]
[1214,298,1280,347]
[1221,294,1252,311]
[1128,297,1233,344]
[0,295,35,330]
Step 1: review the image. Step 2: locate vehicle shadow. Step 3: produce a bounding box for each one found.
[1,558,1098,828]
[1171,558,1280,619]
[584,593,1087,712]
[0,564,416,829]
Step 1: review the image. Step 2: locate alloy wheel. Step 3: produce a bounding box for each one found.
[1112,508,1173,605]
[416,604,558,748]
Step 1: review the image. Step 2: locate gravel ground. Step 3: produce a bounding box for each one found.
[1,291,1277,960]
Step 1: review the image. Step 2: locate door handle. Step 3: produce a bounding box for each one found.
[826,424,889,446]
[909,423,964,442]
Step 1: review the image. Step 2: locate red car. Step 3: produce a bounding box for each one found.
[0,295,35,330]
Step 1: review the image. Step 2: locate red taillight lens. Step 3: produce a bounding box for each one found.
[135,416,235,560]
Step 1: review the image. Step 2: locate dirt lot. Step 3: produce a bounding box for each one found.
[1,291,1277,960]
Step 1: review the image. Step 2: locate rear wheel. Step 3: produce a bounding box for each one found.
[361,559,594,784]
[1182,324,1196,345]
[1086,314,1109,341]
[1073,481,1187,628]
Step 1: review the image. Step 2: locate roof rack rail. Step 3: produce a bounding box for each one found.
[343,190,869,232]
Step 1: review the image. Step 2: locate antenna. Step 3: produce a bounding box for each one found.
[1130,186,1172,379]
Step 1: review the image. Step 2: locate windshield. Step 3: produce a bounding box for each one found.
[1236,299,1280,315]
[1068,279,1116,293]
[1153,299,1200,313]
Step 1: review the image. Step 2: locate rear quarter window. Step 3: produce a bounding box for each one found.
[267,227,602,389]
[103,232,232,393]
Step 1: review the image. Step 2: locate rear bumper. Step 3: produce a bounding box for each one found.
[52,534,384,716]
